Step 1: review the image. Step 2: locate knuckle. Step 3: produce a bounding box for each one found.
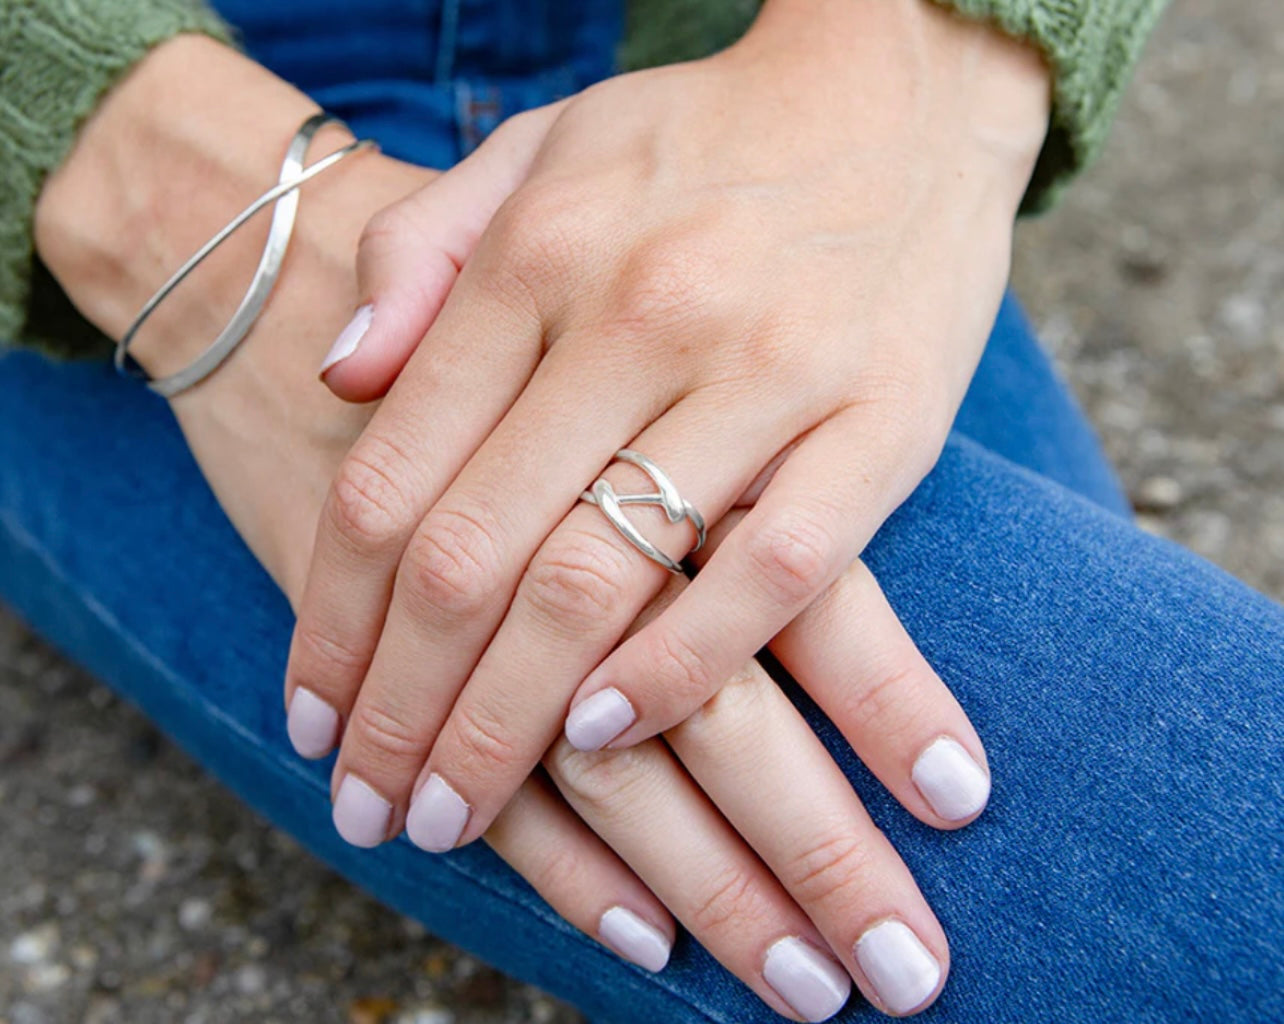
[401,506,502,620]
[785,832,878,908]
[358,203,412,257]
[646,629,717,709]
[839,661,926,740]
[689,865,763,936]
[547,742,654,816]
[328,437,419,553]
[531,840,588,904]
[449,700,521,777]
[607,233,722,339]
[855,367,953,473]
[669,662,764,747]
[745,511,839,605]
[347,700,426,765]
[489,183,581,283]
[523,531,633,630]
[290,620,370,686]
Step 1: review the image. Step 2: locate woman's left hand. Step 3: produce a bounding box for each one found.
[291,0,1047,843]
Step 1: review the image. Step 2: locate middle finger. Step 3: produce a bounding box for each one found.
[328,356,788,844]
[395,387,799,850]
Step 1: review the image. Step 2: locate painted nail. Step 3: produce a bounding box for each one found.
[286,687,339,759]
[598,907,672,973]
[565,688,636,751]
[763,937,852,1022]
[855,921,941,1016]
[911,737,990,822]
[319,303,374,377]
[332,774,392,848]
[405,774,471,852]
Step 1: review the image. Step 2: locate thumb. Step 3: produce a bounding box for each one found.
[320,101,564,402]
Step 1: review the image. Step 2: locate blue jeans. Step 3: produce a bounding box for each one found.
[2,2,1281,1021]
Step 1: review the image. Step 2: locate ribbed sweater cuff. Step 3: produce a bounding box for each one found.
[0,0,233,352]
[931,0,1168,212]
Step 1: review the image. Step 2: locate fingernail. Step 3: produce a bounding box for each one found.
[911,737,990,822]
[598,907,672,973]
[405,773,471,852]
[320,303,374,377]
[763,937,852,1022]
[565,688,636,751]
[286,687,339,759]
[855,921,941,1016]
[332,774,391,848]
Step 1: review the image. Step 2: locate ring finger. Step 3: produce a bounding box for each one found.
[699,510,991,829]
[484,771,676,973]
[666,660,949,1017]
[545,734,855,1022]
[327,364,795,844]
[395,388,803,849]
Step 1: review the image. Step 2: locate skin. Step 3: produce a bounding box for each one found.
[299,0,1046,1008]
[33,0,1049,1016]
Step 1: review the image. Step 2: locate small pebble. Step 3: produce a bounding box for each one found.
[392,1007,454,1024]
[179,898,212,932]
[70,943,100,971]
[234,963,269,996]
[9,922,59,965]
[132,830,170,882]
[1133,475,1185,512]
[24,962,72,992]
[66,783,97,807]
[10,1001,49,1024]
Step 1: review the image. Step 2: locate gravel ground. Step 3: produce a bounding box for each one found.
[3,1,1282,1021]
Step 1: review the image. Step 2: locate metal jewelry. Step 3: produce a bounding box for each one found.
[580,449,706,574]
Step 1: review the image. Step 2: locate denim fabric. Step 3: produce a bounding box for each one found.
[2,2,1281,1022]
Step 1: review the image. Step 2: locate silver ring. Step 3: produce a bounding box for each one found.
[579,449,706,574]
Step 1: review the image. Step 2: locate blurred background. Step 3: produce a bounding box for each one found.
[2,0,1280,1021]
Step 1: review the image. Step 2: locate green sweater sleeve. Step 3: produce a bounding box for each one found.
[620,0,1170,213]
[0,0,233,356]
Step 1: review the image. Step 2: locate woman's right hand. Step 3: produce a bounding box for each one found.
[34,35,983,1019]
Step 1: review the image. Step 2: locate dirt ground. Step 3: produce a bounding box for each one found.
[3,1,1281,1021]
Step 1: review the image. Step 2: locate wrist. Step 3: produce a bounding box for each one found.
[731,0,1051,210]
[33,34,433,597]
[34,35,331,370]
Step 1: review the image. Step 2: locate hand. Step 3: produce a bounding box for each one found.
[32,33,1000,1018]
[285,0,1046,1014]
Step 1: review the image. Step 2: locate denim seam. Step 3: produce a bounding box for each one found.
[434,0,460,87]
[0,505,733,1024]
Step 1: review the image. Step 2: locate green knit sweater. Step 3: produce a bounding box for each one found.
[0,0,1168,356]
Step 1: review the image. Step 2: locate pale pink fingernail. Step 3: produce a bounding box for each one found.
[405,773,471,852]
[286,687,339,759]
[763,937,852,1022]
[332,774,391,848]
[565,688,635,751]
[598,907,671,972]
[320,303,374,377]
[855,921,942,1015]
[911,737,990,822]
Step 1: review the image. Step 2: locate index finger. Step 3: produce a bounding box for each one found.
[283,256,543,761]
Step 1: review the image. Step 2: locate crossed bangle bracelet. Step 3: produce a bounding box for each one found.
[113,112,377,398]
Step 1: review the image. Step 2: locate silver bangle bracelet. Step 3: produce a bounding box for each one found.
[114,112,377,398]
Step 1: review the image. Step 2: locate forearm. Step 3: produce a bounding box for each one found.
[35,36,356,373]
[32,35,427,598]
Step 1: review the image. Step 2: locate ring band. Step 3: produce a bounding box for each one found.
[579,449,706,574]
